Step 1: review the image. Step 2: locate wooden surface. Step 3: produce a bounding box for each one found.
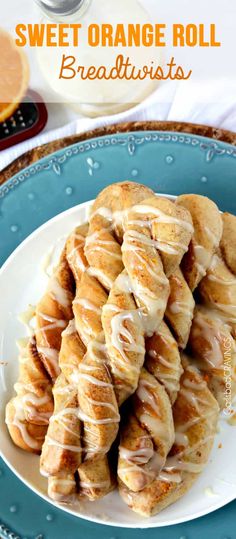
[1,120,236,185]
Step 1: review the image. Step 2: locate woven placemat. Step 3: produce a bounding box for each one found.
[1,120,236,185]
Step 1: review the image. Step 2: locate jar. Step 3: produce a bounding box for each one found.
[35,0,159,116]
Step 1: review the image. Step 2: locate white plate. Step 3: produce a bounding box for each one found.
[0,200,235,528]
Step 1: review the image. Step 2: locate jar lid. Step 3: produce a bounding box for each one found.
[35,0,87,16]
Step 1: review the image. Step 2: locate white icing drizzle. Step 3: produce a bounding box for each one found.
[123,228,188,257]
[193,244,210,278]
[37,346,60,374]
[49,407,81,439]
[49,477,75,487]
[80,480,111,489]
[119,445,153,464]
[90,206,113,223]
[204,225,220,246]
[119,464,156,480]
[47,276,71,308]
[46,435,83,453]
[73,298,102,316]
[36,313,67,332]
[21,391,51,418]
[78,409,120,425]
[6,398,43,450]
[169,301,193,317]
[191,312,225,369]
[86,243,122,261]
[77,372,113,388]
[37,346,59,363]
[109,306,144,362]
[85,395,118,413]
[18,305,36,335]
[62,319,76,336]
[207,274,236,285]
[130,204,194,233]
[87,267,113,290]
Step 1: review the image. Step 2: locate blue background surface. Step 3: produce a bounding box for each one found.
[0,131,235,538]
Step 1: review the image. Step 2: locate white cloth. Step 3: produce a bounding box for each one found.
[2,80,236,172]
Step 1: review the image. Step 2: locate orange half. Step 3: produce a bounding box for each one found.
[0,27,29,123]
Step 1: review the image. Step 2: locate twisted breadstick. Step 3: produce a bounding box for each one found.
[102,270,145,405]
[6,337,53,453]
[145,321,183,404]
[40,372,82,502]
[36,247,74,379]
[165,267,195,349]
[188,306,236,408]
[199,251,236,336]
[6,399,48,454]
[66,225,119,500]
[40,228,87,501]
[119,364,219,516]
[176,194,223,291]
[42,227,114,502]
[118,368,175,492]
[185,211,236,407]
[220,212,236,275]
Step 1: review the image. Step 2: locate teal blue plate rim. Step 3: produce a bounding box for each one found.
[1,129,236,201]
[0,129,236,539]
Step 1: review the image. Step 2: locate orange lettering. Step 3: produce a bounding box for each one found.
[15,24,27,47]
[59,55,76,79]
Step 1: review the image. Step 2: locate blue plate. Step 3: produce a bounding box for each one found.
[0,131,235,539]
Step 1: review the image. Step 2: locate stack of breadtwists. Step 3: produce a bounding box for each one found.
[6,182,236,517]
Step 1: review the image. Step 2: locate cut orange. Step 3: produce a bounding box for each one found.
[0,27,29,123]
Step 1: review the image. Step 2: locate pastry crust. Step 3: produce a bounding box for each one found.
[118,369,174,493]
[78,334,120,458]
[36,247,74,379]
[5,398,48,454]
[177,194,223,291]
[220,212,236,275]
[188,306,236,408]
[145,321,183,404]
[165,268,195,349]
[78,455,116,500]
[6,337,53,452]
[13,337,53,425]
[102,270,145,405]
[40,373,82,478]
[199,252,236,336]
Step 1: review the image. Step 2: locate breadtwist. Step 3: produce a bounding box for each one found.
[118,368,175,492]
[40,373,82,502]
[36,247,74,379]
[188,306,236,408]
[145,321,183,404]
[176,194,223,291]
[6,337,53,453]
[187,211,236,406]
[66,225,119,498]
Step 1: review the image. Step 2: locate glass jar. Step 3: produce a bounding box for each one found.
[35,0,158,116]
